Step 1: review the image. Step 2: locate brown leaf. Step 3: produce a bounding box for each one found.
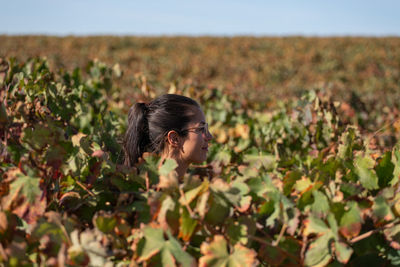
[236,196,252,213]
[339,222,361,240]
[13,194,47,224]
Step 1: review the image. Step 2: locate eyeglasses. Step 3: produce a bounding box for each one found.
[182,123,209,135]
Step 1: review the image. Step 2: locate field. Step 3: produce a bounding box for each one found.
[1,36,400,266]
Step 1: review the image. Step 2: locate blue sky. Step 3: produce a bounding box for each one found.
[1,0,400,36]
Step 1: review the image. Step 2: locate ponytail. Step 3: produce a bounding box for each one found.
[123,103,150,166]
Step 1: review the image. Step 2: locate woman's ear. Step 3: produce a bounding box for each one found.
[166,130,181,147]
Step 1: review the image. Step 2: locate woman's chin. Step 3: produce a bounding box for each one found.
[193,156,207,164]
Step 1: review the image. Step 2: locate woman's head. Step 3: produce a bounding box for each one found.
[123,94,212,168]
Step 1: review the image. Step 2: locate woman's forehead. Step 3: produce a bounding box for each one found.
[189,107,205,124]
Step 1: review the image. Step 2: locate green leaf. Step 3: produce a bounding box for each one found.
[157,195,179,231]
[178,207,198,242]
[0,102,8,123]
[354,155,379,190]
[214,149,231,165]
[180,180,209,206]
[392,150,400,185]
[375,151,395,188]
[226,218,248,245]
[283,170,302,196]
[243,153,276,170]
[383,224,400,250]
[199,235,258,267]
[32,217,68,255]
[337,127,360,160]
[204,192,230,225]
[165,231,196,267]
[304,234,333,267]
[9,173,41,204]
[138,227,165,261]
[304,215,331,236]
[138,226,195,267]
[22,124,53,150]
[334,241,353,264]
[159,158,178,176]
[372,196,395,223]
[93,212,117,234]
[339,201,362,239]
[311,190,330,217]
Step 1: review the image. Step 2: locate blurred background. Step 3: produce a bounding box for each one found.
[1,0,400,140]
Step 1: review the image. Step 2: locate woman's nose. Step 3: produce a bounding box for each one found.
[206,129,213,141]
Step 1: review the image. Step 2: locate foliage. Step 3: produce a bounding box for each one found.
[1,57,400,266]
[1,36,400,139]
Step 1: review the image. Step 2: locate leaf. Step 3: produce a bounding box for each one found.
[304,234,333,267]
[8,172,41,204]
[31,217,68,256]
[138,226,195,266]
[375,151,395,188]
[226,218,248,245]
[334,241,353,264]
[159,158,178,176]
[287,208,301,236]
[157,196,178,231]
[164,231,196,267]
[247,176,273,197]
[283,170,302,196]
[93,212,117,234]
[392,150,400,186]
[337,127,360,160]
[199,235,257,267]
[371,196,395,223]
[179,180,209,206]
[354,155,379,190]
[195,190,210,219]
[0,102,8,123]
[294,176,313,192]
[138,227,165,261]
[236,196,252,213]
[214,149,231,165]
[204,192,230,225]
[22,124,52,150]
[71,132,87,147]
[383,224,400,250]
[311,190,330,218]
[243,153,276,170]
[304,215,331,236]
[339,202,362,239]
[178,207,198,242]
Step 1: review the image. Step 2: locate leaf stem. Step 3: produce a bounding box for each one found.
[75,180,96,197]
[273,223,287,246]
[349,219,400,244]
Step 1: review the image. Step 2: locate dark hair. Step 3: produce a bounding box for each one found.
[123,94,200,167]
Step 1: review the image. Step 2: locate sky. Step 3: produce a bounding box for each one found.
[1,0,400,36]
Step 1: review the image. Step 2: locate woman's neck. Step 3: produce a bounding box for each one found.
[174,159,189,178]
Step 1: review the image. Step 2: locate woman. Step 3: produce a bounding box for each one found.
[123,94,213,178]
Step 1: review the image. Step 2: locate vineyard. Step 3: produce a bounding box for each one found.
[1,36,400,266]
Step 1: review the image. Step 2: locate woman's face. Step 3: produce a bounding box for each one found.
[179,107,213,165]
